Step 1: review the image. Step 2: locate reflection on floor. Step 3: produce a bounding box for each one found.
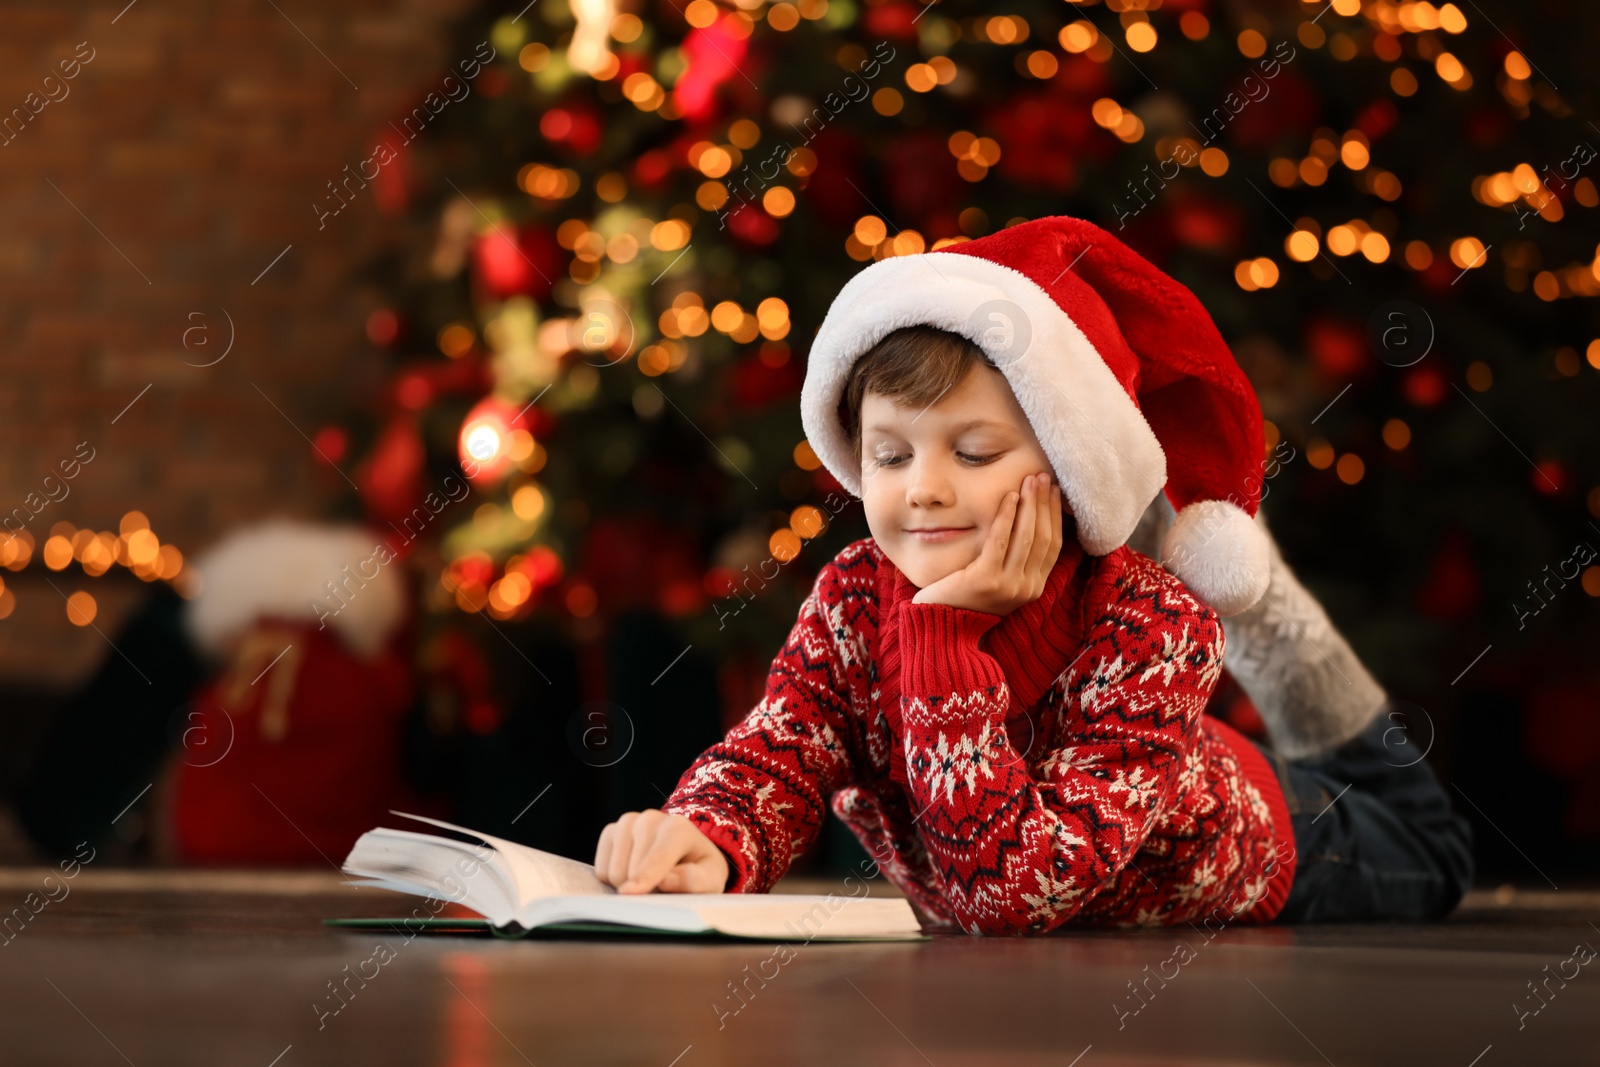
[1,868,1595,1066]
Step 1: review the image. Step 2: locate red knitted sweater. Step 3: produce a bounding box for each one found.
[661,536,1298,935]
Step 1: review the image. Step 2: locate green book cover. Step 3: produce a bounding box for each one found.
[322,916,933,942]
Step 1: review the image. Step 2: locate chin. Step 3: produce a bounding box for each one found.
[891,544,970,588]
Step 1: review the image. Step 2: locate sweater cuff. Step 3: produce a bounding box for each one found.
[978,590,1083,709]
[896,602,1008,724]
[659,800,759,893]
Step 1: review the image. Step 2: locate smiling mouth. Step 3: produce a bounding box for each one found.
[904,527,975,541]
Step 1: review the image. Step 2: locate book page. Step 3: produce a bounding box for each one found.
[698,896,924,939]
[387,811,613,908]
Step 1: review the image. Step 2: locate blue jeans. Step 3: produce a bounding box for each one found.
[1241,705,1476,923]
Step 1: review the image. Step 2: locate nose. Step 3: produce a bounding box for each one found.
[905,454,954,508]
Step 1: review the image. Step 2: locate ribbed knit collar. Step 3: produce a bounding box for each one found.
[874,534,1091,786]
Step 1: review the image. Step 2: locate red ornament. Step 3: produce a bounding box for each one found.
[312,425,348,467]
[357,414,426,527]
[1305,316,1370,383]
[510,545,564,590]
[395,371,434,412]
[987,93,1096,192]
[862,2,921,40]
[726,199,781,246]
[673,20,749,123]
[471,221,562,303]
[1353,98,1401,142]
[1167,194,1245,254]
[390,358,491,413]
[1401,364,1449,407]
[659,579,704,618]
[1532,458,1567,495]
[614,53,649,81]
[704,565,738,599]
[366,308,401,347]
[633,148,675,188]
[452,553,496,589]
[540,104,603,155]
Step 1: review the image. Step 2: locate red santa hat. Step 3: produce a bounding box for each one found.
[800,214,1272,617]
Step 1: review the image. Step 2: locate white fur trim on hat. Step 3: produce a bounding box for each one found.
[183,517,405,660]
[801,251,1167,555]
[1159,500,1271,616]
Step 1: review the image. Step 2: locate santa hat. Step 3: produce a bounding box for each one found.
[800,214,1272,617]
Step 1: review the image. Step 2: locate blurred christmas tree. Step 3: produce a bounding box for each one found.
[321,0,1598,862]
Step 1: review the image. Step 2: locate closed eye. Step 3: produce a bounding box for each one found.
[874,451,1000,468]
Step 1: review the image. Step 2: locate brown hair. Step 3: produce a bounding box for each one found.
[840,325,997,459]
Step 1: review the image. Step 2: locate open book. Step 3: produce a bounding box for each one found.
[333,811,929,942]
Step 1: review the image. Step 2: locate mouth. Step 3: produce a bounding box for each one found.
[904,526,975,543]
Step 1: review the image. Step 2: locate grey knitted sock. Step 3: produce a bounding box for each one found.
[1126,496,1388,760]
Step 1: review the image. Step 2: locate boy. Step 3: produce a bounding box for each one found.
[594,216,1473,934]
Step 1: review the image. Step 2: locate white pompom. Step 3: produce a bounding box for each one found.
[1158,500,1271,617]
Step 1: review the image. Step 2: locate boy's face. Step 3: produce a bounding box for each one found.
[858,362,1063,589]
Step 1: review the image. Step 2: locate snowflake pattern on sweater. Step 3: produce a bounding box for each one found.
[661,537,1296,936]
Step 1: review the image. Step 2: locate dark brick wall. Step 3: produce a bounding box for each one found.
[0,1,474,686]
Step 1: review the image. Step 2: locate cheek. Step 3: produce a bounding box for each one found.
[860,490,892,530]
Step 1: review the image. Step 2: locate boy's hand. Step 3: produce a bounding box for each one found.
[912,471,1063,616]
[593,809,732,894]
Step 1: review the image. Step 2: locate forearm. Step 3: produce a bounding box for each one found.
[660,726,832,893]
[896,599,1218,935]
[660,574,860,893]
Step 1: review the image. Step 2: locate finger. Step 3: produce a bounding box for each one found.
[1048,485,1064,567]
[621,810,666,890]
[1019,473,1048,578]
[1004,475,1038,575]
[604,814,639,888]
[1027,474,1057,579]
[1036,481,1063,592]
[593,824,614,883]
[981,490,1019,571]
[625,821,688,894]
[658,863,699,894]
[1052,485,1064,550]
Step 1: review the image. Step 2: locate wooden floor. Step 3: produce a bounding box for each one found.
[1,868,1596,1066]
